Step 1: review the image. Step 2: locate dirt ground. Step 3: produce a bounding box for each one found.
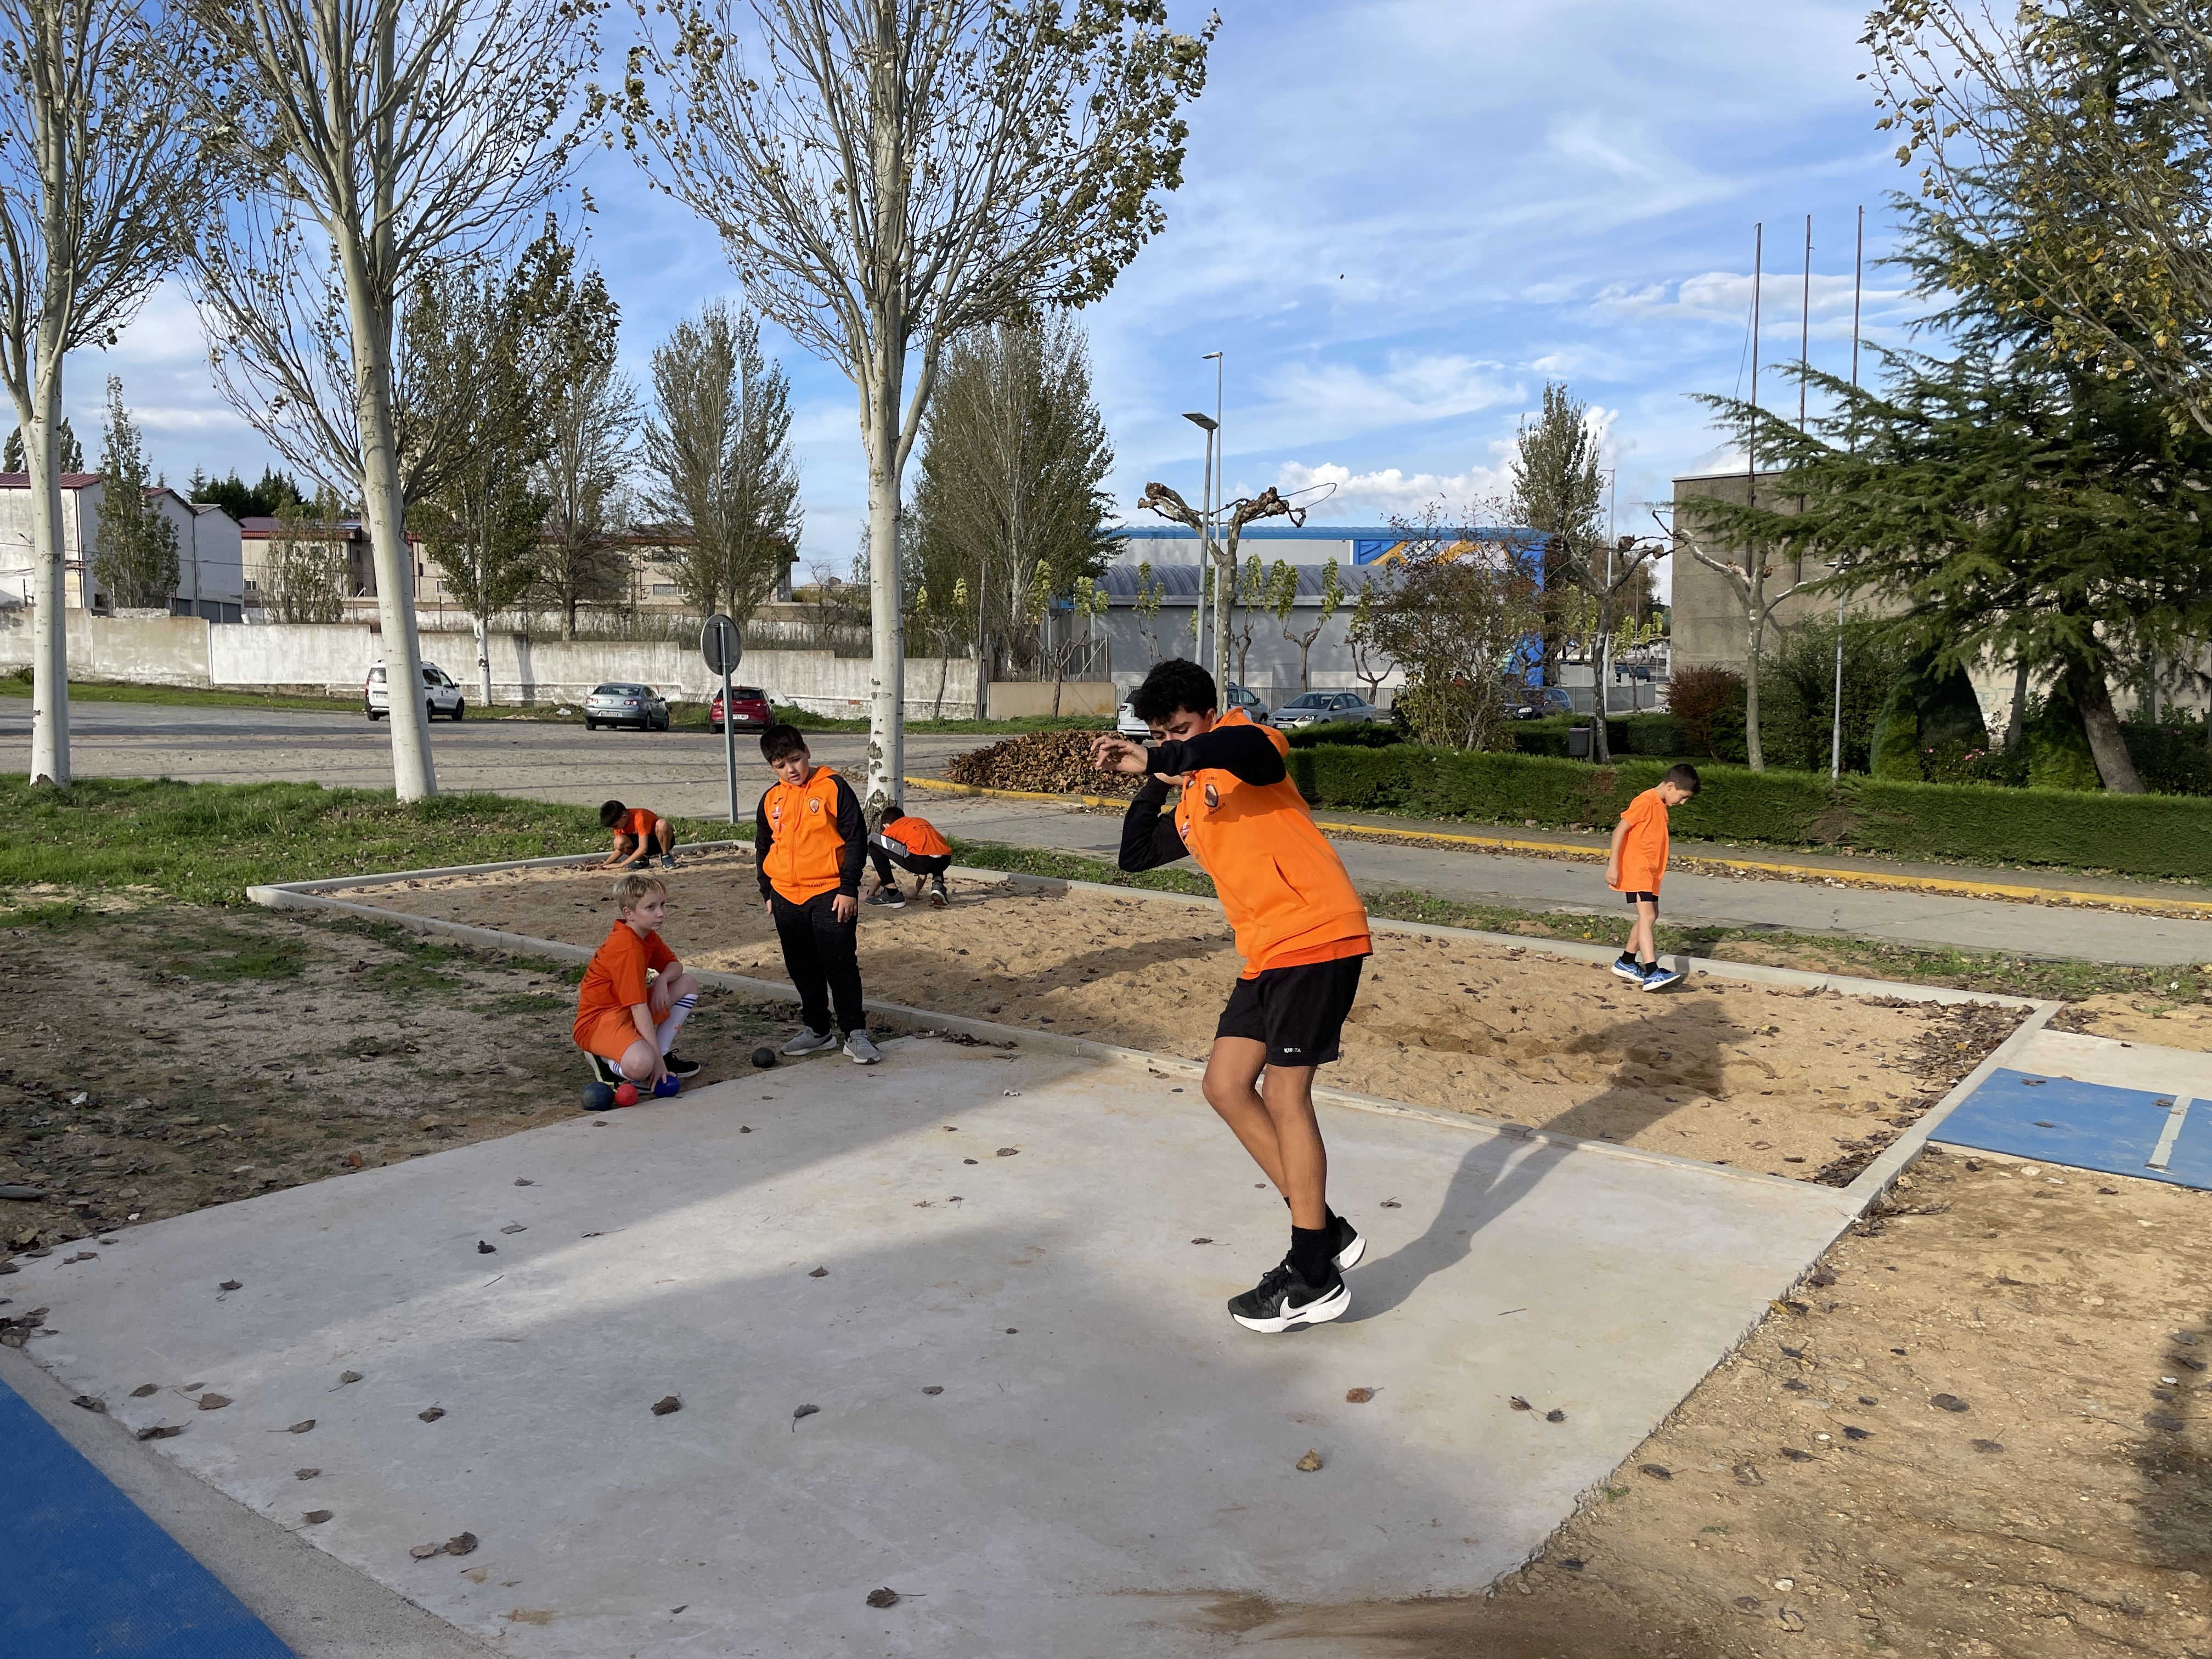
[0,904,781,1252]
[4,890,2204,1657]
[2050,992,2212,1053]
[350,851,2023,1187]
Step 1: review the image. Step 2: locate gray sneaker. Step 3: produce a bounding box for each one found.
[660,851,678,870]
[780,1027,839,1057]
[843,1030,882,1065]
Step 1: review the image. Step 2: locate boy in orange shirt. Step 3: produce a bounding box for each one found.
[597,800,675,870]
[1092,658,1370,1335]
[754,724,877,1064]
[865,808,953,908]
[573,872,702,1094]
[1605,763,1700,992]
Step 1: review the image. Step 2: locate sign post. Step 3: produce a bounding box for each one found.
[701,614,743,826]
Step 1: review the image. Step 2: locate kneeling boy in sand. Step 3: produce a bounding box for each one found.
[865,808,952,909]
[1091,658,1370,1334]
[574,872,702,1093]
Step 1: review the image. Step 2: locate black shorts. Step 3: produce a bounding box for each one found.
[1215,955,1366,1068]
[1622,890,1659,910]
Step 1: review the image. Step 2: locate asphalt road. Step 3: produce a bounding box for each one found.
[9,698,2211,965]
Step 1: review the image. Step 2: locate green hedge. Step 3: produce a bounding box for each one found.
[1506,713,1681,758]
[1285,742,2212,882]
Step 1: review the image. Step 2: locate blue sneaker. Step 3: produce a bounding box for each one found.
[1609,952,1644,983]
[1640,962,1686,992]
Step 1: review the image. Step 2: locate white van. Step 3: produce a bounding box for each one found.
[364,661,466,721]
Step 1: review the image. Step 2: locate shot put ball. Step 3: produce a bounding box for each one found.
[613,1082,640,1108]
[751,1046,777,1069]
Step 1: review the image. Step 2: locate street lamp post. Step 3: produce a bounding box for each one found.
[1182,408,1218,671]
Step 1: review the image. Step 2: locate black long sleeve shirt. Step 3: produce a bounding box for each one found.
[754,771,868,899]
[1116,724,1288,873]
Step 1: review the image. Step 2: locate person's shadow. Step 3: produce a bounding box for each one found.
[1342,995,1747,1322]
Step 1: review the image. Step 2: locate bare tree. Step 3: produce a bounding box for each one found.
[1666,507,1804,771]
[623,0,1213,816]
[1344,578,1394,706]
[643,301,802,625]
[1585,533,1668,763]
[1138,481,1304,674]
[178,0,605,799]
[1272,555,1341,693]
[0,0,198,783]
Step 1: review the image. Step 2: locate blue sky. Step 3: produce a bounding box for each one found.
[103,0,1932,598]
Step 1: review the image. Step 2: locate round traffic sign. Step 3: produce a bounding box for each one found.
[701,613,742,675]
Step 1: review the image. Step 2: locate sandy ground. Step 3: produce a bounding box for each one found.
[2050,992,2212,1053]
[0,905,781,1252]
[347,850,2023,1187]
[1,899,2202,1657]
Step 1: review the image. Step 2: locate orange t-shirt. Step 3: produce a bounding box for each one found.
[1611,787,1671,893]
[616,807,661,842]
[877,815,950,859]
[573,922,675,1047]
[1172,710,1372,978]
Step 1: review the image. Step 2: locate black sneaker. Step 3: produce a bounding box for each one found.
[865,888,906,908]
[662,1052,702,1079]
[1328,1212,1365,1272]
[1228,1262,1350,1333]
[928,877,949,909]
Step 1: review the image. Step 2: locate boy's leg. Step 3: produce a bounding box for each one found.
[868,845,896,889]
[1201,1037,1288,1189]
[1633,897,1658,964]
[771,893,834,1036]
[648,969,700,1054]
[808,893,866,1035]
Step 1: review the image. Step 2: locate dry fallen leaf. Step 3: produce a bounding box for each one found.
[445,1532,478,1557]
[651,1395,681,1416]
[137,1425,184,1441]
[1295,1449,1323,1472]
[1344,1388,1375,1404]
[1639,1464,1672,1480]
[218,1280,242,1292]
[865,1588,899,1609]
[1509,1396,1532,1412]
[792,1403,819,1429]
[286,1419,315,1434]
[295,1468,320,1480]
[476,1242,496,1255]
[499,1224,526,1235]
[1545,1409,1566,1423]
[130,1384,159,1398]
[70,1395,105,1413]
[922,1386,943,1396]
[514,1178,534,1187]
[409,1543,441,1561]
[807,1266,828,1278]
[198,1393,232,1412]
[301,1510,332,1526]
[418,1407,445,1423]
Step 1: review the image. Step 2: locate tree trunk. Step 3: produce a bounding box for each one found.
[343,267,437,799]
[1212,544,1232,691]
[2004,659,2028,749]
[1743,607,1765,771]
[862,381,904,818]
[2066,659,2145,793]
[475,614,492,708]
[1590,606,1612,765]
[22,362,68,786]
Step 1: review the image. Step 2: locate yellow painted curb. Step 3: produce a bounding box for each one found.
[906,774,2212,919]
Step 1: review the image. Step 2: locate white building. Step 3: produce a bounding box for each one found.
[0,473,246,622]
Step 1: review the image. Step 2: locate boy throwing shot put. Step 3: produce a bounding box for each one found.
[1092,658,1370,1333]
[574,872,702,1093]
[1605,763,1699,991]
[597,800,675,870]
[865,808,953,909]
[754,724,879,1064]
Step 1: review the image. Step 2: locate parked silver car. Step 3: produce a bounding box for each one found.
[364,661,465,721]
[1271,690,1380,730]
[1116,681,1271,736]
[584,682,671,732]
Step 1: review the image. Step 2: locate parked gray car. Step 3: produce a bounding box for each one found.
[584,682,671,732]
[1270,690,1380,730]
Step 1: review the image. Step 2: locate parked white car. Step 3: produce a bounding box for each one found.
[364,661,465,721]
[1116,681,1271,737]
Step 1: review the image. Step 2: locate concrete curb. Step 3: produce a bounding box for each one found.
[904,773,2212,919]
[0,1345,499,1658]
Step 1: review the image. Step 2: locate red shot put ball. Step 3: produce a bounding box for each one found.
[613,1082,640,1108]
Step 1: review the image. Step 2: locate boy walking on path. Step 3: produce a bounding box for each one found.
[599,800,675,870]
[573,872,702,1091]
[754,724,879,1064]
[1091,658,1370,1335]
[1606,763,1700,992]
[866,810,953,909]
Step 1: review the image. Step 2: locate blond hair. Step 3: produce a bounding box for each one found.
[611,872,666,911]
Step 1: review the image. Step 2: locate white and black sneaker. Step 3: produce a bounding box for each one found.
[1228,1262,1350,1333]
[1610,952,1644,984]
[865,888,905,909]
[843,1030,882,1065]
[928,877,949,909]
[780,1027,839,1057]
[1328,1212,1365,1272]
[662,1052,702,1079]
[587,1052,624,1086]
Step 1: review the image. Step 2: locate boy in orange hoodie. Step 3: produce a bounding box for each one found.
[754,724,877,1064]
[1605,763,1700,991]
[1092,658,1370,1335]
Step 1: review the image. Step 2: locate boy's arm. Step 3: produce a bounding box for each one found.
[1147,724,1286,786]
[1118,778,1189,872]
[753,792,776,899]
[832,776,867,896]
[1605,816,1629,885]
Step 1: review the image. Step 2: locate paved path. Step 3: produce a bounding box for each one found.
[8,1036,1850,1657]
[11,700,2212,966]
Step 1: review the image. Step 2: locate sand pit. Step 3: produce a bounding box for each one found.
[343,851,2026,1185]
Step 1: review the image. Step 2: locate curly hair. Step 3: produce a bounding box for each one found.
[1128,658,1218,725]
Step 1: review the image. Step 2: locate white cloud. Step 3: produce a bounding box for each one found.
[1273,458,1514,521]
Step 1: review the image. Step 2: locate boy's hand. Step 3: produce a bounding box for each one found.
[1090,734,1150,776]
[1605,861,1620,888]
[832,893,857,922]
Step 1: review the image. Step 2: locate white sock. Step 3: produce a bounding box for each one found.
[656,993,698,1055]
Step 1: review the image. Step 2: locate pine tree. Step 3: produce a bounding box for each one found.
[91,379,178,608]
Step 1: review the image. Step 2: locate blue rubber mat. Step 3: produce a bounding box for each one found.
[0,1374,295,1658]
[1933,1067,2212,1190]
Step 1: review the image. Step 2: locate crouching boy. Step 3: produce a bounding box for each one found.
[573,872,702,1092]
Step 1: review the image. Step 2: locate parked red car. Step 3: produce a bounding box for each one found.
[709,685,774,734]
